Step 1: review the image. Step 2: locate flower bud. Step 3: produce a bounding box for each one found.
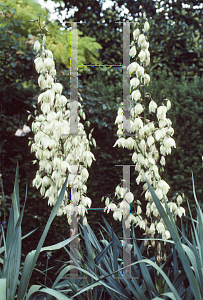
[144,21,150,32]
[34,40,41,52]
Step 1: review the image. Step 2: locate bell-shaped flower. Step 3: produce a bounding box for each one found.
[44,57,55,70]
[113,209,122,222]
[138,50,146,62]
[157,105,167,120]
[133,28,140,40]
[34,40,41,52]
[53,82,63,94]
[44,49,53,59]
[129,45,136,57]
[158,179,170,195]
[124,192,134,203]
[138,34,146,47]
[147,135,154,147]
[136,66,145,78]
[130,78,140,89]
[134,103,144,114]
[156,221,165,234]
[38,74,47,90]
[132,90,141,102]
[160,155,166,166]
[149,100,157,113]
[127,62,139,75]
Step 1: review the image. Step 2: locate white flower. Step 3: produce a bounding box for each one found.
[44,58,55,70]
[130,78,140,89]
[147,135,154,147]
[115,115,123,124]
[135,103,144,115]
[138,34,146,47]
[124,192,134,203]
[138,219,145,230]
[113,137,126,148]
[175,207,185,218]
[156,222,165,234]
[127,62,139,75]
[138,50,146,62]
[35,57,44,73]
[177,195,183,205]
[83,216,87,226]
[44,49,53,59]
[158,180,170,194]
[81,196,91,208]
[34,40,41,52]
[132,90,141,101]
[38,74,47,90]
[125,137,135,150]
[132,152,137,163]
[141,40,149,50]
[144,21,150,32]
[139,139,146,152]
[129,45,136,57]
[149,100,157,113]
[41,102,50,114]
[157,106,167,120]
[53,83,63,94]
[160,156,166,166]
[149,223,155,234]
[137,205,142,215]
[81,167,89,182]
[164,137,176,149]
[113,210,122,221]
[144,73,150,85]
[136,66,145,78]
[137,153,145,165]
[105,202,117,213]
[166,100,171,111]
[133,28,140,40]
[164,230,171,240]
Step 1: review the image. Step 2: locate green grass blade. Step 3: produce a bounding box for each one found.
[34,287,73,299]
[0,278,6,300]
[5,164,20,257]
[17,175,69,300]
[132,232,157,297]
[0,228,38,256]
[3,196,26,300]
[83,224,95,271]
[146,177,202,300]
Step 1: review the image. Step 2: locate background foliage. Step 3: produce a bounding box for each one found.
[0,0,203,287]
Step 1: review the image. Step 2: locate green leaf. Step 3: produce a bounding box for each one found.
[145,176,202,300]
[0,279,6,300]
[11,62,16,68]
[17,174,69,300]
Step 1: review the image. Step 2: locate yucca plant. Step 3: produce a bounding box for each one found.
[44,214,191,300]
[145,172,203,300]
[0,164,79,300]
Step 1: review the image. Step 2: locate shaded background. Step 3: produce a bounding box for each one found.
[0,0,203,287]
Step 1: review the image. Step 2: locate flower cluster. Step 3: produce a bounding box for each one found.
[104,13,185,240]
[30,30,96,224]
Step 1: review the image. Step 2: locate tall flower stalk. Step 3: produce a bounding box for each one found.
[29,18,96,225]
[104,12,185,245]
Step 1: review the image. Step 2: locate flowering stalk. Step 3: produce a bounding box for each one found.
[104,12,185,244]
[29,18,96,225]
